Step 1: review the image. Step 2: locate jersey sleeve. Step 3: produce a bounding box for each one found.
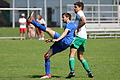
[79,11,85,18]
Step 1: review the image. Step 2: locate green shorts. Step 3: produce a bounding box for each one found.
[71,36,87,52]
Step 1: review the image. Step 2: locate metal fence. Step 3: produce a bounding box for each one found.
[0,8,42,28]
[67,4,120,38]
[67,4,120,27]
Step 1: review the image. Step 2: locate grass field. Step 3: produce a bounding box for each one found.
[0,28,120,80]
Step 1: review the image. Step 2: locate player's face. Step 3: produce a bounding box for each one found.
[38,15,42,20]
[62,15,68,23]
[74,5,81,13]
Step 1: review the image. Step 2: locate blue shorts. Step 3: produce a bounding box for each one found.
[50,41,70,54]
[50,32,70,54]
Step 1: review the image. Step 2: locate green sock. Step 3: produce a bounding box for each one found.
[69,57,75,72]
[81,59,91,73]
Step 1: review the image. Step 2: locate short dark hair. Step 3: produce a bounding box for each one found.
[74,1,84,10]
[62,13,72,20]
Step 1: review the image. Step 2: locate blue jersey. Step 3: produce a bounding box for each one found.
[51,21,77,54]
[61,21,77,46]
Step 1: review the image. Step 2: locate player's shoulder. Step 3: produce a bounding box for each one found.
[78,10,84,14]
[66,21,76,29]
[77,10,85,17]
[67,21,74,26]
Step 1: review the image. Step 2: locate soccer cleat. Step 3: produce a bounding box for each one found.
[45,39,53,43]
[39,38,44,40]
[27,11,34,19]
[38,38,42,40]
[88,71,94,78]
[66,72,75,78]
[41,37,45,40]
[40,74,51,79]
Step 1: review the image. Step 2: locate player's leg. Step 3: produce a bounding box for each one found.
[27,13,60,39]
[66,47,76,78]
[46,28,61,39]
[31,20,46,31]
[41,31,45,40]
[27,27,30,39]
[40,47,57,79]
[37,28,42,40]
[77,41,94,78]
[20,28,23,40]
[27,15,47,32]
[40,41,70,79]
[35,27,39,38]
[23,28,26,40]
[31,28,35,38]
[67,36,83,78]
[30,20,60,39]
[27,11,46,32]
[40,49,53,79]
[69,48,76,72]
[77,51,93,78]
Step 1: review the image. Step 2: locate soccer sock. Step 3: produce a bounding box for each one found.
[32,20,46,32]
[45,58,50,75]
[81,58,91,73]
[69,57,75,72]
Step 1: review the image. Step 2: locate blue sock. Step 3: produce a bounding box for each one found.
[32,20,46,32]
[45,58,50,75]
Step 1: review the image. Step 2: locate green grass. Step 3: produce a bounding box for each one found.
[0,28,19,37]
[0,28,120,80]
[0,27,63,38]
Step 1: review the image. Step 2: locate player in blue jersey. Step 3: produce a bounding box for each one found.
[28,13,77,79]
[66,2,94,78]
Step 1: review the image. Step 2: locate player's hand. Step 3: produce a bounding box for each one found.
[53,39,59,42]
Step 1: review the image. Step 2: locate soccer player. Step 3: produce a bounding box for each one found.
[28,13,77,79]
[27,23,35,39]
[67,2,94,78]
[19,13,27,40]
[36,15,46,40]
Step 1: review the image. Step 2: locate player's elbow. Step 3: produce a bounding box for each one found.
[83,21,86,25]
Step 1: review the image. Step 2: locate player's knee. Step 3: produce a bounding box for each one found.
[44,53,50,59]
[77,55,83,61]
[46,28,53,32]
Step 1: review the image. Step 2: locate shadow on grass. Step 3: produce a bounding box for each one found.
[27,74,61,79]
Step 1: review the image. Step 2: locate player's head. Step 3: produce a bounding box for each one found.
[21,13,25,17]
[62,13,71,23]
[74,1,84,13]
[37,15,42,20]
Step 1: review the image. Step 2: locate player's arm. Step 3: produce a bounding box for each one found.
[77,15,86,32]
[18,19,21,24]
[53,29,69,42]
[75,29,77,36]
[78,16,86,28]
